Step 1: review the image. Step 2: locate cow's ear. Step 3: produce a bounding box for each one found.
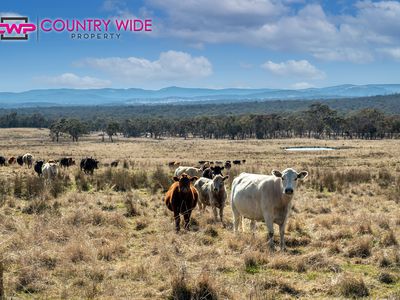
[223,175,229,181]
[297,171,308,180]
[190,176,198,182]
[272,170,282,177]
[173,176,179,182]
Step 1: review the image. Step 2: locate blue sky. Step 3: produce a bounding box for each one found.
[1,0,400,91]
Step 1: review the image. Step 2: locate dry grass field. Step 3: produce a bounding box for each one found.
[0,128,399,299]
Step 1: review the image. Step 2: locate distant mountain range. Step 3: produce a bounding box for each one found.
[1,84,400,108]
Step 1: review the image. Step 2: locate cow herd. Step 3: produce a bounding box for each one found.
[0,153,308,250]
[166,161,308,251]
[0,153,102,180]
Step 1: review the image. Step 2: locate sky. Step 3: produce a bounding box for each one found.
[1,0,400,92]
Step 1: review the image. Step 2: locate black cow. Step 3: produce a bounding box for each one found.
[224,161,232,170]
[34,160,44,176]
[60,157,75,169]
[0,156,5,166]
[17,156,23,166]
[80,157,99,174]
[202,166,224,179]
[233,160,241,165]
[111,160,119,167]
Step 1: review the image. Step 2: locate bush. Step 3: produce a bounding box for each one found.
[75,170,91,192]
[151,166,172,193]
[333,273,369,298]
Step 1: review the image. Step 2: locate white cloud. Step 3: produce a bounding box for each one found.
[80,50,212,81]
[379,47,400,60]
[39,73,111,89]
[291,82,314,89]
[261,59,325,79]
[0,12,23,17]
[113,0,400,63]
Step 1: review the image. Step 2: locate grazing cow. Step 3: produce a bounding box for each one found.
[80,157,99,174]
[198,160,207,165]
[34,160,44,176]
[0,156,5,166]
[231,168,308,251]
[16,156,23,166]
[60,157,75,169]
[224,161,232,170]
[8,157,16,165]
[22,153,34,168]
[42,162,59,180]
[111,160,119,167]
[232,160,241,165]
[202,166,224,179]
[164,174,198,231]
[242,160,247,164]
[194,175,229,223]
[174,166,202,178]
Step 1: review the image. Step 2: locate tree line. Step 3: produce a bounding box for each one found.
[0,104,399,141]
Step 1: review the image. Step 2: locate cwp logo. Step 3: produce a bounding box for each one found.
[0,17,37,40]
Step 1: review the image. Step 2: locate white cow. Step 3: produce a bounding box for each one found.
[231,168,308,251]
[174,166,202,178]
[42,162,58,180]
[194,175,229,223]
[22,153,34,168]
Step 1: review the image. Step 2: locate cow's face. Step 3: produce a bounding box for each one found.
[212,175,229,193]
[35,160,44,168]
[211,166,224,176]
[272,168,308,195]
[173,173,197,193]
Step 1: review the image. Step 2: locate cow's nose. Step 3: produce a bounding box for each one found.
[285,188,293,195]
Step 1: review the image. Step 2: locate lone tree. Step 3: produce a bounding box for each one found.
[106,121,120,142]
[49,118,70,142]
[65,119,88,142]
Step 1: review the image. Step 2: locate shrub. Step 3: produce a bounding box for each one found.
[169,276,192,300]
[347,237,372,258]
[333,273,369,298]
[151,166,172,193]
[193,275,218,300]
[75,170,91,192]
[124,192,142,217]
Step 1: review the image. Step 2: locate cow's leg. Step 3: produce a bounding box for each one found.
[174,210,180,232]
[232,204,241,233]
[264,214,275,250]
[219,207,224,225]
[212,204,218,222]
[183,211,191,230]
[279,223,286,251]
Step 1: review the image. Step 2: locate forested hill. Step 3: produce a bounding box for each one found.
[0,93,399,119]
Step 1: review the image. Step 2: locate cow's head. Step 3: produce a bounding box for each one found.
[35,160,44,168]
[173,173,197,193]
[212,175,229,193]
[94,160,99,169]
[211,166,224,176]
[272,168,308,195]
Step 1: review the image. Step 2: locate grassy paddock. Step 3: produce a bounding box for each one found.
[0,128,399,299]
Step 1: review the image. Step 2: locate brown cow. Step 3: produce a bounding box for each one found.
[8,157,16,165]
[164,173,198,232]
